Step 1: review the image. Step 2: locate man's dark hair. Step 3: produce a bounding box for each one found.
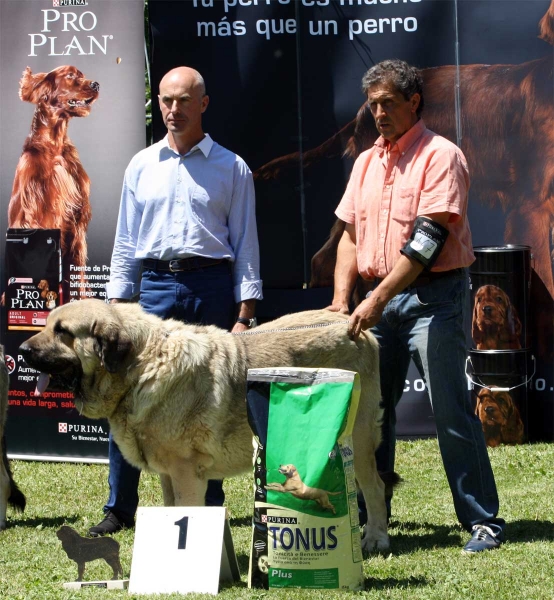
[361,59,424,116]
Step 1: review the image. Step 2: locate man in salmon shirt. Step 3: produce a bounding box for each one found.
[327,59,505,553]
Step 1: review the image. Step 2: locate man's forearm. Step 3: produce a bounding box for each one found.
[237,299,256,319]
[370,255,424,310]
[331,225,359,308]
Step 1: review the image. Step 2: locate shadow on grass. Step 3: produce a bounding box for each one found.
[364,575,428,590]
[385,518,554,553]
[385,521,463,553]
[229,516,252,528]
[9,515,80,529]
[505,519,554,543]
[235,551,251,576]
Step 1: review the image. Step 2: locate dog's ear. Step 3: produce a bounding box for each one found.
[539,1,554,46]
[345,101,377,159]
[471,298,482,345]
[19,66,51,104]
[503,395,514,420]
[507,301,522,337]
[91,318,133,373]
[474,395,480,416]
[500,396,524,444]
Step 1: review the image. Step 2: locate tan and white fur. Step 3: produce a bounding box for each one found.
[19,299,389,551]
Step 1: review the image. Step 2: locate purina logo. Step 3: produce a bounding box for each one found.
[4,355,16,375]
[264,516,298,524]
[53,0,88,6]
[58,423,106,434]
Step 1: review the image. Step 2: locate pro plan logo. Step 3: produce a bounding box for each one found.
[53,0,88,6]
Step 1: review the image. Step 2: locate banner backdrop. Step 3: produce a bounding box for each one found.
[0,0,145,460]
[150,0,554,439]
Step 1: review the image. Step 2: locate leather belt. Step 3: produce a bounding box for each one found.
[142,257,225,272]
[374,268,465,290]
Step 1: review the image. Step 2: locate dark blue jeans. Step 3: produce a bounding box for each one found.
[104,263,236,524]
[363,270,505,538]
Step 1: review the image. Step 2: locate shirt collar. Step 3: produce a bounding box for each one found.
[160,133,214,158]
[374,118,426,155]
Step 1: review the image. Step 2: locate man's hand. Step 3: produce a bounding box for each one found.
[344,250,430,339]
[347,295,384,340]
[325,300,350,314]
[231,322,249,333]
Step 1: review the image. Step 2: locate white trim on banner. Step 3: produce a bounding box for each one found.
[7,454,108,465]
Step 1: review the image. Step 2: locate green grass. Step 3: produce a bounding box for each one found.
[1,439,553,599]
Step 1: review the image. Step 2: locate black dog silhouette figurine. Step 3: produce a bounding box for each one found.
[56,525,122,581]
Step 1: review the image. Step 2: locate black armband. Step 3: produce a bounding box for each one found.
[400,216,449,270]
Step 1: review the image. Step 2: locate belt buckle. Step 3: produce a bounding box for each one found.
[169,259,183,272]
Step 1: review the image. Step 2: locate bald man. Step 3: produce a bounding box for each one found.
[90,67,263,536]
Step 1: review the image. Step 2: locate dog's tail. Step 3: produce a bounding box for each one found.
[2,436,26,512]
[379,471,403,499]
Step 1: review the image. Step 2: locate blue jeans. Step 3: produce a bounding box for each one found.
[104,263,236,523]
[369,270,505,538]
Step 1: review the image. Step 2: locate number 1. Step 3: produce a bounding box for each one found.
[174,516,189,550]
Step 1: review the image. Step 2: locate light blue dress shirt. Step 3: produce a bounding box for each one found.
[106,134,263,303]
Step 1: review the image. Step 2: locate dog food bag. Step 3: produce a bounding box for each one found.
[5,229,62,331]
[246,367,363,591]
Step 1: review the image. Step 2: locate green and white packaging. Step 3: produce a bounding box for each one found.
[246,367,363,591]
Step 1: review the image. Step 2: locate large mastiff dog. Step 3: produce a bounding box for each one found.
[19,299,389,551]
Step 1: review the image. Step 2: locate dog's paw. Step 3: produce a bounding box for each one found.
[361,528,390,553]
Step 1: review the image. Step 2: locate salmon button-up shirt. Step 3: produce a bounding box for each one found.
[335,119,475,280]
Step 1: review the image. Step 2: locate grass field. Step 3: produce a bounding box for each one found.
[1,439,553,599]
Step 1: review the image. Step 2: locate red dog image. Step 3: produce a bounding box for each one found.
[37,279,50,299]
[44,290,58,310]
[475,387,524,447]
[255,1,554,301]
[7,65,99,286]
[472,285,522,350]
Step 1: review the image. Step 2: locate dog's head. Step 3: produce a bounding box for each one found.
[19,299,133,418]
[45,290,58,302]
[56,525,77,542]
[19,65,99,117]
[475,387,524,446]
[472,284,521,349]
[278,464,298,479]
[37,279,49,291]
